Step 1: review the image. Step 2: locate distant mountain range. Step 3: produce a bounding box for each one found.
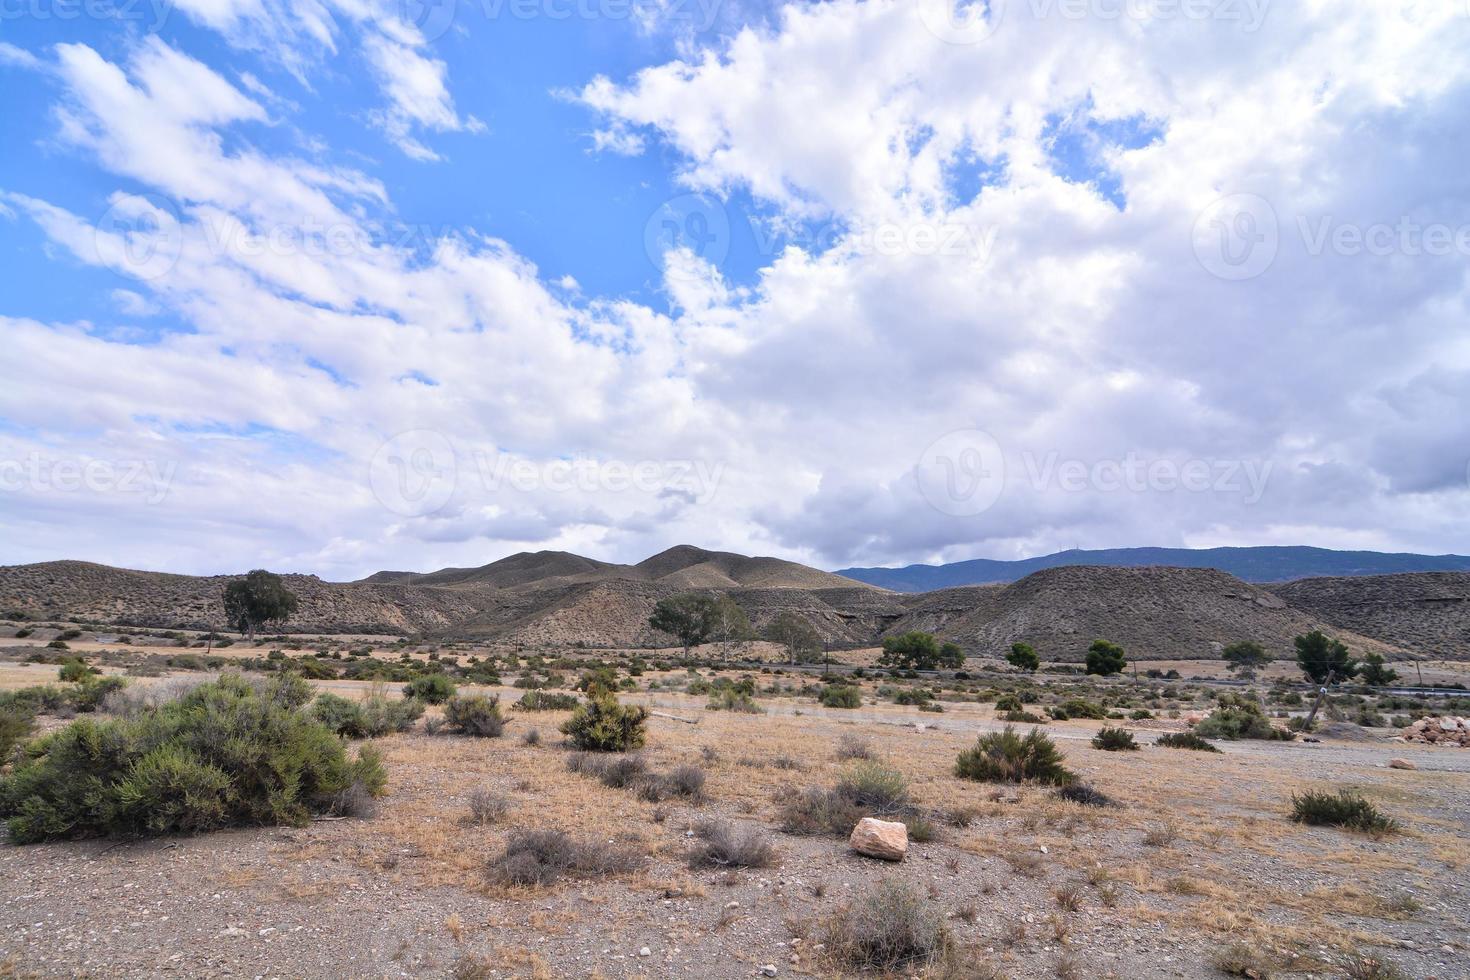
[4,545,1468,659]
[836,546,1470,592]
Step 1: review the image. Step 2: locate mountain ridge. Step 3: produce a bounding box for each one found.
[836,546,1470,592]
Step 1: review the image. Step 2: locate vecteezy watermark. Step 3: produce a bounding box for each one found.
[916,429,1007,517]
[1192,193,1279,281]
[402,0,725,42]
[642,194,1000,278]
[1195,194,1470,280]
[474,452,724,503]
[95,192,183,282]
[368,431,726,516]
[0,0,172,28]
[916,429,1273,516]
[643,194,732,282]
[0,453,177,504]
[370,430,458,518]
[918,0,1270,44]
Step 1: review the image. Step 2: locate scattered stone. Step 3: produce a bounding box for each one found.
[759,965,778,977]
[1389,758,1418,770]
[639,947,651,957]
[849,817,908,861]
[1402,716,1470,747]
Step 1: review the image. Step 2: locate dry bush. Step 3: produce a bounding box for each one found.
[486,829,643,886]
[1214,942,1273,978]
[1053,783,1113,808]
[1290,789,1399,835]
[824,878,951,973]
[686,819,776,869]
[777,785,863,836]
[467,788,509,825]
[835,733,874,760]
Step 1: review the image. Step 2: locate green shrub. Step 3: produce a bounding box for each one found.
[71,676,127,713]
[1057,698,1106,720]
[1091,727,1139,751]
[514,690,579,712]
[58,658,98,683]
[994,693,1023,712]
[57,629,83,642]
[1291,789,1399,834]
[706,688,763,713]
[443,695,508,737]
[1194,694,1293,741]
[0,675,384,842]
[316,692,424,738]
[819,685,862,709]
[46,640,69,651]
[0,702,35,761]
[1001,709,1047,724]
[1129,709,1153,720]
[560,690,647,751]
[312,692,365,736]
[955,726,1074,785]
[403,674,456,705]
[835,761,910,815]
[1156,731,1221,752]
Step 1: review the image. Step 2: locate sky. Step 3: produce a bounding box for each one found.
[1,0,1469,580]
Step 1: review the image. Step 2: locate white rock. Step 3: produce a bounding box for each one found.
[849,817,908,861]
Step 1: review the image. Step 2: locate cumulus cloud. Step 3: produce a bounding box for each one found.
[4,3,1470,578]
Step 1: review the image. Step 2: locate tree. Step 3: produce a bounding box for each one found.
[1085,639,1126,677]
[877,631,962,671]
[765,611,822,665]
[648,593,719,663]
[222,570,299,642]
[710,596,755,662]
[1295,630,1359,728]
[1007,642,1040,672]
[1221,640,1272,680]
[1294,631,1357,685]
[1358,653,1400,687]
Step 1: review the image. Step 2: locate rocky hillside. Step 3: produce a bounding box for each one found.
[1273,572,1470,658]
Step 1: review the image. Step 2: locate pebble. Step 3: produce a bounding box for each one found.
[759,966,778,977]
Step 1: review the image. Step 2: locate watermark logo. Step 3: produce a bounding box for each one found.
[474,452,724,502]
[370,430,457,517]
[0,453,176,504]
[400,0,458,40]
[95,192,182,281]
[916,429,1007,516]
[1193,192,1278,281]
[643,193,731,280]
[919,0,1006,44]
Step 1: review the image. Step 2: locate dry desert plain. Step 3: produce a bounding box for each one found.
[0,631,1468,980]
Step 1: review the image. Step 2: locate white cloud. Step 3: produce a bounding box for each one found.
[5,7,1470,577]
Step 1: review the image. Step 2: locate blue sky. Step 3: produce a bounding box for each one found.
[1,1,1469,578]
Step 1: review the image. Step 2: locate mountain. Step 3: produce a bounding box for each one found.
[837,546,1470,592]
[363,546,871,593]
[1274,572,1470,659]
[0,549,1412,661]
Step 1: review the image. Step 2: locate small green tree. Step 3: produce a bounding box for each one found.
[1085,639,1126,676]
[1357,653,1399,687]
[1007,642,1040,672]
[1294,631,1357,685]
[648,593,719,663]
[1295,631,1359,728]
[222,570,300,642]
[561,689,649,751]
[766,611,823,665]
[404,674,456,704]
[878,631,960,671]
[1221,640,1271,680]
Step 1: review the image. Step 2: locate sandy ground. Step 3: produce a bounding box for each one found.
[2,670,1469,980]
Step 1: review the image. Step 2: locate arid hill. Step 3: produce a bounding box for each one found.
[0,551,1424,660]
[1273,572,1470,659]
[0,560,479,635]
[878,565,1398,661]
